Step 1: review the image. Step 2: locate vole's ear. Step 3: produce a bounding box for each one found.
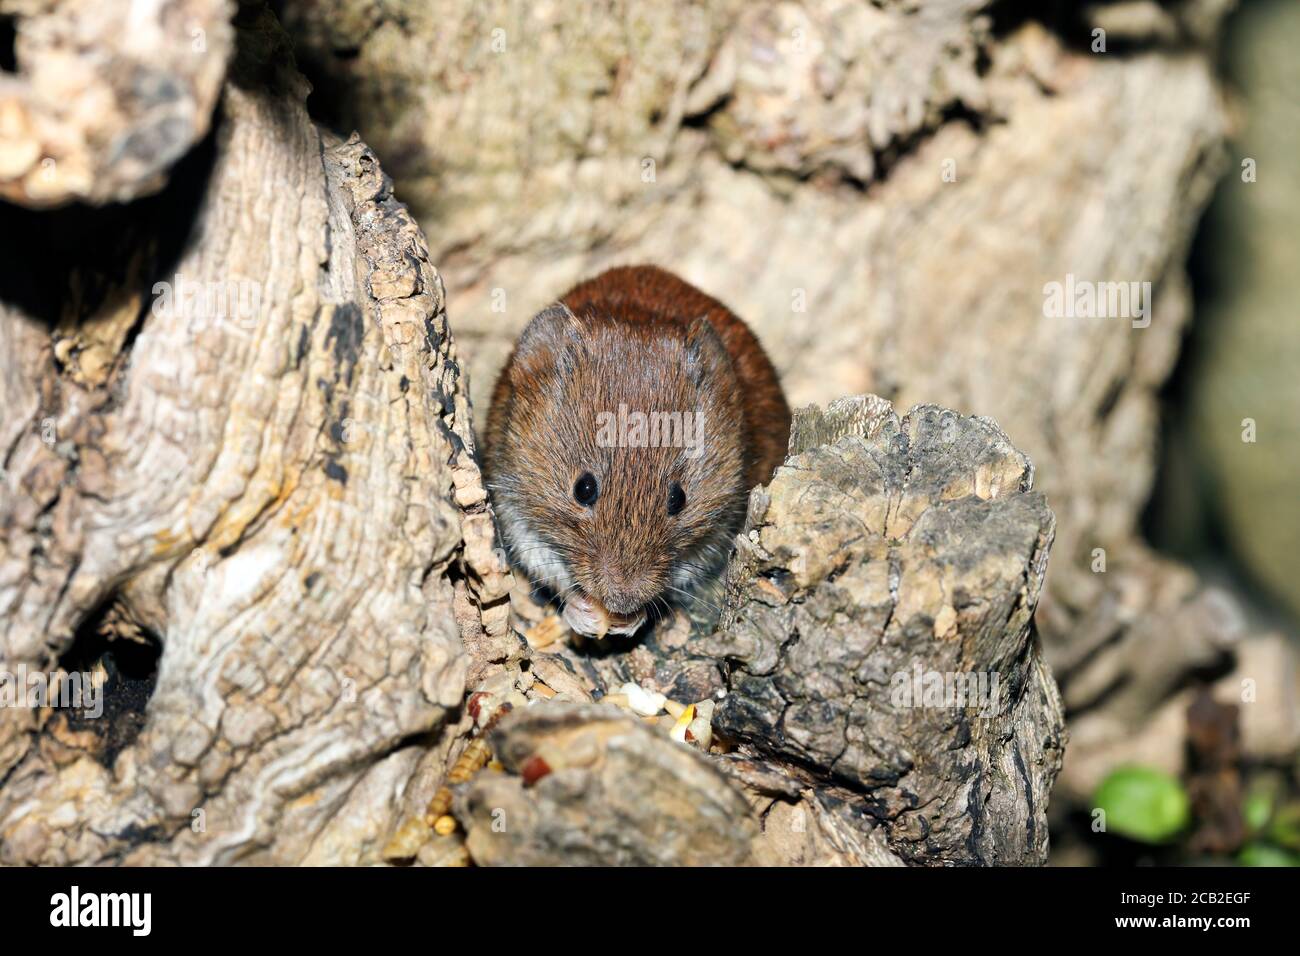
[511,303,585,377]
[683,315,729,387]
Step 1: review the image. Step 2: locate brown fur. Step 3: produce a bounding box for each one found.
[485,265,791,618]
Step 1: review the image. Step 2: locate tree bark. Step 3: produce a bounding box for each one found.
[0,0,234,207]
[0,5,509,864]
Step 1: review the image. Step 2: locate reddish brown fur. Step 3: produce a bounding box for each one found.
[485,265,791,619]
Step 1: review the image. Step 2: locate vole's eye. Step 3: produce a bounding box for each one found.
[667,481,686,516]
[573,472,599,507]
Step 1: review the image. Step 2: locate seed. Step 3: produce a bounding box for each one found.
[521,754,552,785]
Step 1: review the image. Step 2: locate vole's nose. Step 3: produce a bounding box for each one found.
[596,561,656,614]
[602,591,645,615]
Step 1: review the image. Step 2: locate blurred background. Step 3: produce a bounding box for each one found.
[269,0,1299,865]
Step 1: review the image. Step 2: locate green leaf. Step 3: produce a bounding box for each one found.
[1267,802,1300,850]
[1094,766,1191,844]
[1238,842,1300,867]
[1242,778,1279,833]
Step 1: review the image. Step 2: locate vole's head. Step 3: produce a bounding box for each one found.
[488,302,749,636]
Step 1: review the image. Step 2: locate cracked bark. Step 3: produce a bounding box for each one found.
[0,0,235,207]
[0,4,509,864]
[706,397,1063,865]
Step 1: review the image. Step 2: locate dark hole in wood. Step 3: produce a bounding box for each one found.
[0,16,17,73]
[54,599,163,769]
[0,106,219,326]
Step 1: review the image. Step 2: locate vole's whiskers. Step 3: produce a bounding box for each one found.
[664,584,721,615]
[676,559,727,584]
[648,594,672,622]
[508,545,561,559]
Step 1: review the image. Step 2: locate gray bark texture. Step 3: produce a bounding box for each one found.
[0,5,509,864]
[0,0,234,207]
[707,398,1062,865]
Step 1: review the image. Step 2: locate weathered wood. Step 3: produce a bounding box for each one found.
[709,397,1063,865]
[0,8,507,864]
[0,0,234,207]
[458,704,758,867]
